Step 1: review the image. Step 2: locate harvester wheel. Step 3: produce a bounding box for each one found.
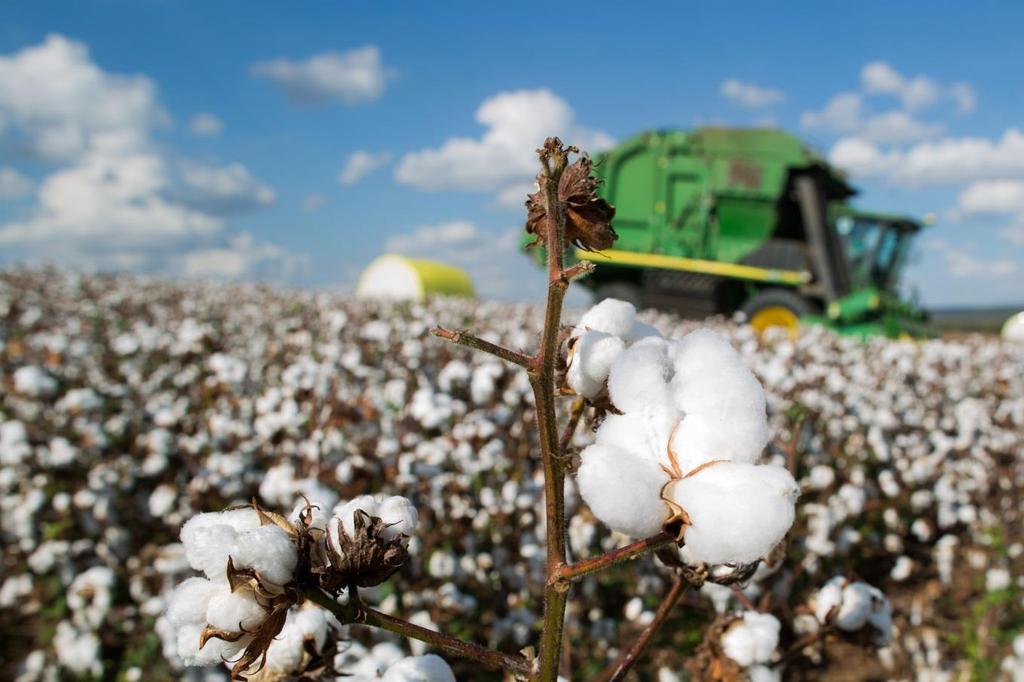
[741,289,814,337]
[594,282,642,308]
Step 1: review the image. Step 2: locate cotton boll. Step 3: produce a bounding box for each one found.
[815,577,872,631]
[673,463,798,565]
[607,337,673,413]
[668,410,769,474]
[628,320,663,341]
[333,495,382,537]
[594,407,677,469]
[721,611,781,667]
[377,496,419,540]
[748,665,781,682]
[183,523,237,579]
[567,331,625,398]
[166,577,220,628]
[576,443,669,538]
[381,654,457,682]
[577,298,637,338]
[230,525,298,586]
[205,588,268,632]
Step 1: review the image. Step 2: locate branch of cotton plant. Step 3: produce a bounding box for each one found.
[532,137,574,682]
[596,575,688,682]
[431,327,534,369]
[551,532,677,587]
[303,587,532,676]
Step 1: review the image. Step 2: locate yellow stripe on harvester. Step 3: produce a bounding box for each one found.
[574,248,812,286]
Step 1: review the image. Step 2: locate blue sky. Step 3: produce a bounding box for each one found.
[1,1,1022,306]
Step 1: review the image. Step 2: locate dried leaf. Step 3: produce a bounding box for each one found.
[525,154,617,252]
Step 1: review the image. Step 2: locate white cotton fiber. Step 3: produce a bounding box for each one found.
[229,524,298,586]
[381,654,457,682]
[668,410,769,475]
[577,443,670,538]
[627,320,663,341]
[607,337,673,413]
[594,407,678,470]
[166,577,219,627]
[814,577,870,630]
[577,298,637,338]
[672,462,798,565]
[176,623,250,666]
[183,523,237,579]
[721,611,780,667]
[567,331,625,398]
[333,495,381,537]
[205,588,268,632]
[377,496,419,540]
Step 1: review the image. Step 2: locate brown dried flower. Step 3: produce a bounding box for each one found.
[311,509,410,593]
[526,151,617,252]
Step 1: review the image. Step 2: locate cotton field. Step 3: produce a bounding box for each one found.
[1,269,1023,681]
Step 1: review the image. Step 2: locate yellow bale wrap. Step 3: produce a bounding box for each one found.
[356,254,475,301]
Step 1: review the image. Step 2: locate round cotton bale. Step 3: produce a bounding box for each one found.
[1002,311,1024,343]
[356,254,475,301]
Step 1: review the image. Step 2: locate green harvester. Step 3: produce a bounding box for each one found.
[526,127,932,338]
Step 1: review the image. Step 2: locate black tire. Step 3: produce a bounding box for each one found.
[594,281,643,308]
[740,288,816,322]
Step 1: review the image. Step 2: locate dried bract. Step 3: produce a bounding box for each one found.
[312,509,410,592]
[526,148,617,252]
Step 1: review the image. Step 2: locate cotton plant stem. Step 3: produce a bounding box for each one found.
[532,140,573,682]
[552,532,676,586]
[772,625,832,668]
[304,588,532,676]
[431,326,534,369]
[596,576,688,682]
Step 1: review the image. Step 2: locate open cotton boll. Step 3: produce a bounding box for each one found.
[673,463,798,565]
[205,588,268,632]
[594,408,678,469]
[576,298,638,338]
[721,611,781,667]
[333,495,382,537]
[627,319,663,341]
[166,577,219,627]
[577,443,669,538]
[182,523,237,579]
[229,524,298,586]
[607,337,674,413]
[381,654,457,682]
[377,496,419,540]
[814,577,870,630]
[748,665,782,682]
[176,623,250,666]
[262,606,331,675]
[567,331,626,398]
[668,410,769,475]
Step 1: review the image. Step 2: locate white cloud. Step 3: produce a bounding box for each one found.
[251,46,392,105]
[385,221,478,253]
[830,128,1024,186]
[926,239,1017,278]
[0,35,288,275]
[179,232,305,280]
[958,180,1024,215]
[178,161,276,214]
[860,61,940,111]
[949,83,977,115]
[719,79,784,108]
[495,182,537,209]
[801,92,862,133]
[802,92,940,144]
[338,150,392,185]
[394,89,612,201]
[300,193,326,213]
[0,34,166,162]
[0,167,32,200]
[0,148,220,246]
[858,111,942,144]
[190,112,223,136]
